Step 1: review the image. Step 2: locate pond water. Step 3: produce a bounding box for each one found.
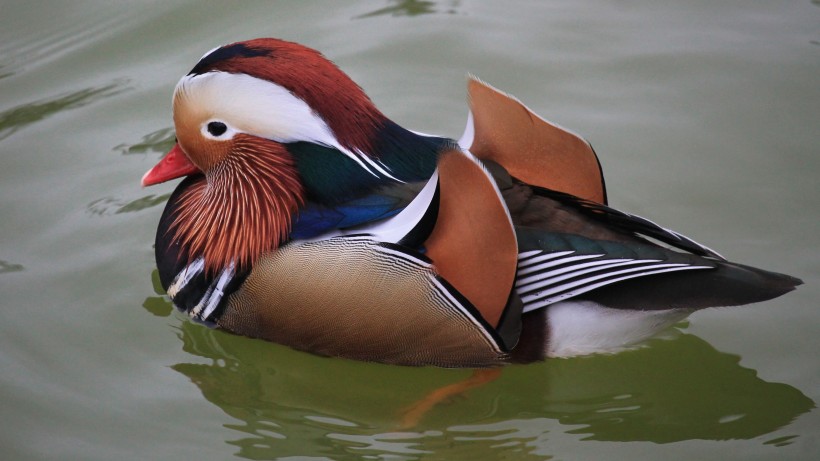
[1,1,818,460]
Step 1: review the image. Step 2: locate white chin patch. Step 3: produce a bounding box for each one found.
[545,301,693,358]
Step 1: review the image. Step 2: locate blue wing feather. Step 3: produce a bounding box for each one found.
[284,128,449,240]
[290,194,407,239]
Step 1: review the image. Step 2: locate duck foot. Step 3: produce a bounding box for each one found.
[397,368,502,429]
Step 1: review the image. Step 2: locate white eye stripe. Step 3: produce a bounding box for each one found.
[177,71,339,145]
[176,71,405,182]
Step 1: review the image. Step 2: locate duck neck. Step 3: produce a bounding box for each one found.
[287,119,454,206]
[373,119,455,181]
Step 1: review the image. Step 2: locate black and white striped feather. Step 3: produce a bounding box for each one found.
[514,229,716,313]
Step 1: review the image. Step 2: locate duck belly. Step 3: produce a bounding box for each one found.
[544,301,693,357]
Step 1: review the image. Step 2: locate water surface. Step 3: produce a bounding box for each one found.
[1,1,818,460]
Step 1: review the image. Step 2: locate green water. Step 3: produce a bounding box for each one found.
[1,1,818,460]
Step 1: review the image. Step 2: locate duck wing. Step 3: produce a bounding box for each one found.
[496,174,802,312]
[461,77,607,204]
[504,179,725,259]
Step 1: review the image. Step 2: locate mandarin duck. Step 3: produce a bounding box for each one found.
[142,38,801,367]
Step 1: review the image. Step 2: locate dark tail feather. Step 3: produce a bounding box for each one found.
[580,261,802,311]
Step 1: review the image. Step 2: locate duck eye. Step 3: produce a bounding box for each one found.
[206,121,227,137]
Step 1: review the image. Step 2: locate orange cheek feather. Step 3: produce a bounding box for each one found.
[169,135,306,275]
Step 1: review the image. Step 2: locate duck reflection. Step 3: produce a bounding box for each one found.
[0,80,126,141]
[355,0,445,19]
[114,127,175,155]
[154,292,813,458]
[0,259,24,274]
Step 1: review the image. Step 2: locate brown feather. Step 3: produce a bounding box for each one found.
[502,180,641,243]
[424,150,518,327]
[220,238,507,367]
[467,78,607,204]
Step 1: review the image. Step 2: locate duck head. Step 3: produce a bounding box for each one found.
[141,38,399,275]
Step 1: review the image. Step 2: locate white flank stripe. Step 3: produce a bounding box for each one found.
[516,258,639,287]
[517,253,603,276]
[522,265,709,312]
[520,263,697,304]
[517,260,663,295]
[516,251,578,270]
[518,250,543,260]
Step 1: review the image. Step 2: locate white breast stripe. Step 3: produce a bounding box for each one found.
[189,287,212,319]
[199,262,235,321]
[168,257,205,298]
